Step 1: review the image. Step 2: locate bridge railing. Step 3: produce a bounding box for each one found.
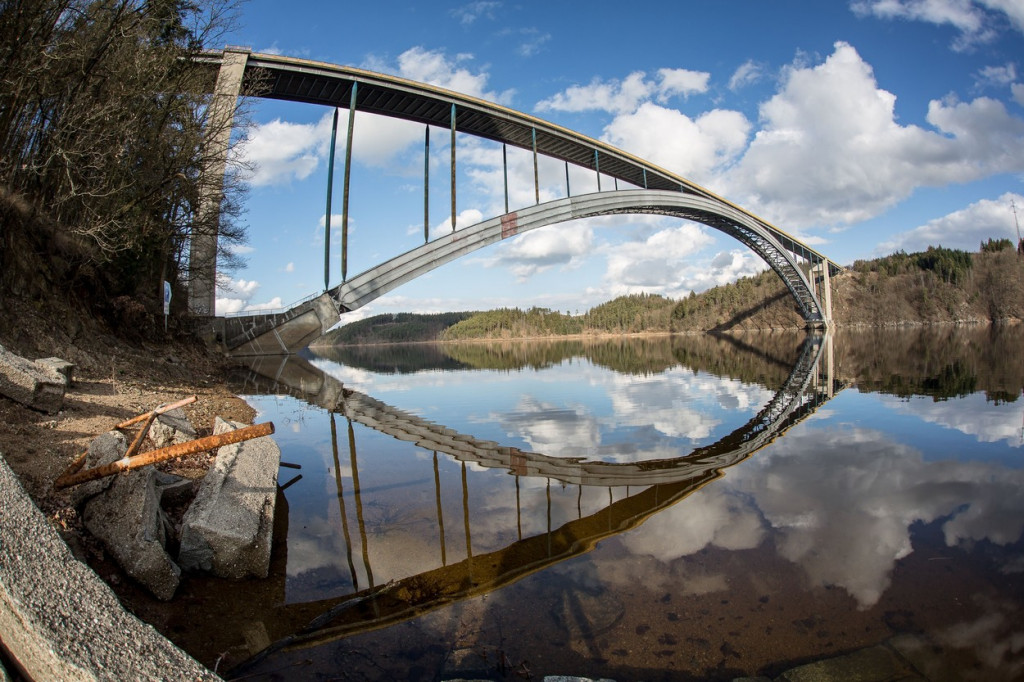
[223,289,327,318]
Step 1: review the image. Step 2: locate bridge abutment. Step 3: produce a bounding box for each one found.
[210,292,340,357]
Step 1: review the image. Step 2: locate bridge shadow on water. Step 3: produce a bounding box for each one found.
[203,332,840,680]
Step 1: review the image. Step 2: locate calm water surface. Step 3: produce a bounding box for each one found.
[177,327,1023,681]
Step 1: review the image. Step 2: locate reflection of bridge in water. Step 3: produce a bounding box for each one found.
[227,334,840,671]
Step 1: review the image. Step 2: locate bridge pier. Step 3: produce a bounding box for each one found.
[811,260,834,327]
[188,47,249,316]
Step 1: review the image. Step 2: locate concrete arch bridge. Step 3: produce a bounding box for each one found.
[193,49,840,356]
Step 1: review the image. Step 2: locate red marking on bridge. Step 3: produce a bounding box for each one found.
[510,450,527,475]
[501,212,519,239]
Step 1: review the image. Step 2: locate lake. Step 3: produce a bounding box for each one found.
[166,326,1024,681]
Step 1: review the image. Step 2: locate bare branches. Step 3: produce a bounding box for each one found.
[0,0,250,314]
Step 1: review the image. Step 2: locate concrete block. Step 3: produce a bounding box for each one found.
[0,344,65,414]
[34,357,74,386]
[81,466,181,601]
[70,431,128,509]
[148,407,197,449]
[179,417,280,579]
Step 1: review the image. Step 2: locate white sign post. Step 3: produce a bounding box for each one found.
[163,281,172,331]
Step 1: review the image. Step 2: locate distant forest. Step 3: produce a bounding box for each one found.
[313,242,1024,345]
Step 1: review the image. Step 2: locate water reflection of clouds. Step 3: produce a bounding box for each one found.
[497,395,602,457]
[619,424,1024,609]
[487,367,774,461]
[881,392,1024,447]
[605,368,772,440]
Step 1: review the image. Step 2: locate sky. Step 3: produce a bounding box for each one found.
[214,0,1024,319]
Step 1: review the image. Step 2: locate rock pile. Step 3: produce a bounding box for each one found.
[72,408,281,600]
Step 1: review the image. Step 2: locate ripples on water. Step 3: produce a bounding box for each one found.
[164,327,1024,681]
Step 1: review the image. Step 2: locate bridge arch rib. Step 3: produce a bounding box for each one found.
[333,189,830,326]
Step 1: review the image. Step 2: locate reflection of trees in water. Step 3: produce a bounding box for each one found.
[318,332,809,386]
[836,325,1024,402]
[305,344,471,374]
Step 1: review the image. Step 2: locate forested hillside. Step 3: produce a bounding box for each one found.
[0,0,249,335]
[314,312,473,345]
[316,243,1023,345]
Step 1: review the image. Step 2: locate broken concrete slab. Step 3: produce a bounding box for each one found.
[81,465,181,601]
[148,407,197,449]
[34,357,74,386]
[179,417,280,579]
[0,344,65,414]
[70,431,128,509]
[154,470,195,508]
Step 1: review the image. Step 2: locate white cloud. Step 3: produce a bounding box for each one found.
[1013,82,1024,106]
[433,208,485,235]
[729,59,767,91]
[486,223,595,280]
[239,47,508,187]
[237,109,425,187]
[852,0,1024,49]
[450,1,501,25]
[318,213,343,229]
[384,46,515,104]
[851,0,998,49]
[284,262,295,273]
[976,62,1018,87]
[656,68,712,100]
[603,224,715,291]
[603,104,751,184]
[242,296,285,312]
[879,192,1024,253]
[722,42,1024,229]
[515,28,551,57]
[214,275,291,315]
[536,69,710,115]
[234,116,330,186]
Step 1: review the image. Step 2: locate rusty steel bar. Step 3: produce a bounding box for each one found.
[124,411,158,460]
[56,396,199,481]
[117,395,198,429]
[55,422,275,489]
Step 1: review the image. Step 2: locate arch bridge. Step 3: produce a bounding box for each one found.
[193,49,839,355]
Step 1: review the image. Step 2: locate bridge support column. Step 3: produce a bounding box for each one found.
[189,47,249,316]
[813,261,833,327]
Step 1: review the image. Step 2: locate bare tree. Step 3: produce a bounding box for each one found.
[0,0,251,329]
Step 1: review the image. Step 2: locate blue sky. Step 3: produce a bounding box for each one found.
[215,0,1024,318]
